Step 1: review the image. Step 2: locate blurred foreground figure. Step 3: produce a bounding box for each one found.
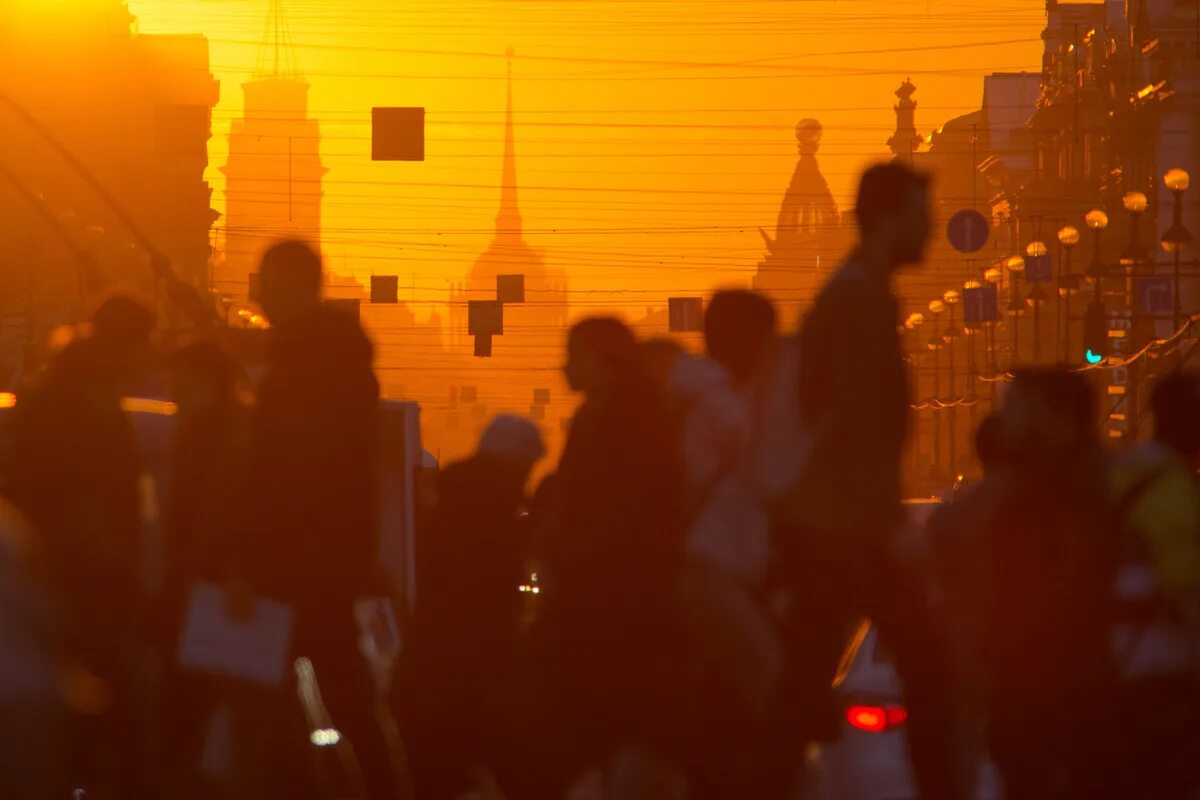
[159,339,251,799]
[927,414,1009,794]
[776,164,964,799]
[670,290,783,796]
[1104,371,1200,797]
[638,337,685,402]
[396,415,545,799]
[983,368,1118,799]
[0,501,67,800]
[537,317,689,796]
[2,294,154,800]
[239,240,400,799]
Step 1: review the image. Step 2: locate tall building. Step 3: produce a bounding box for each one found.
[903,0,1200,460]
[0,0,217,352]
[136,34,222,290]
[217,0,326,298]
[449,53,569,357]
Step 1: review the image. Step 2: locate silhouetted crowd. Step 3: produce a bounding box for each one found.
[0,163,1198,799]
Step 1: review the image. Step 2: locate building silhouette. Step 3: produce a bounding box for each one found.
[421,53,573,464]
[217,0,326,299]
[0,0,217,379]
[449,52,569,357]
[888,78,925,163]
[753,119,848,309]
[896,0,1200,483]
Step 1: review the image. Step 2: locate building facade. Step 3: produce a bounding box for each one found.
[0,0,218,378]
[903,0,1200,480]
[217,3,325,299]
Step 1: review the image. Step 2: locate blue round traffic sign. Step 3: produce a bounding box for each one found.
[947,209,990,254]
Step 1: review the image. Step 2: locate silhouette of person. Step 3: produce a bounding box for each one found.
[238,240,399,800]
[2,293,155,800]
[983,368,1119,800]
[1150,370,1200,468]
[1104,371,1200,798]
[775,163,964,800]
[0,500,68,800]
[672,290,782,798]
[163,339,248,607]
[396,415,545,799]
[536,317,688,793]
[927,413,1009,795]
[159,338,250,799]
[638,337,685,402]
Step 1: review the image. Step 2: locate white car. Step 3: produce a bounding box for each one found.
[800,621,999,800]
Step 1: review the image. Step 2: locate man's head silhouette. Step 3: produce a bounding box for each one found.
[564,317,638,395]
[974,411,1009,477]
[84,292,155,391]
[479,414,547,482]
[1151,371,1200,462]
[259,240,322,327]
[1004,367,1097,459]
[704,290,777,386]
[855,162,932,270]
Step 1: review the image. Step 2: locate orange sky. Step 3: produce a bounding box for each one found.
[126,0,1048,321]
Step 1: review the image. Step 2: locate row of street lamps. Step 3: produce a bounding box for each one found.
[905,167,1194,482]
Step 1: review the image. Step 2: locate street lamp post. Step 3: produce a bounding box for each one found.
[1122,191,1150,439]
[984,265,1003,406]
[1085,208,1110,305]
[1123,191,1150,363]
[963,279,982,442]
[1006,255,1027,365]
[1026,240,1048,362]
[1122,191,1149,269]
[1028,283,1049,362]
[905,312,925,478]
[1122,191,1148,305]
[1162,168,1193,330]
[1058,225,1081,361]
[928,299,945,481]
[943,289,962,478]
[1054,229,1065,360]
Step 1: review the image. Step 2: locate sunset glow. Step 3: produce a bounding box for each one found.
[126,0,1044,309]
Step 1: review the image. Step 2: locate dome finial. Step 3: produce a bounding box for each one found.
[795,119,823,156]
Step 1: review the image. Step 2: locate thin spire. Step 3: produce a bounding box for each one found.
[496,47,522,236]
[254,0,300,80]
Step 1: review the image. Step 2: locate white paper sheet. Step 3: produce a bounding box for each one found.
[177,582,294,687]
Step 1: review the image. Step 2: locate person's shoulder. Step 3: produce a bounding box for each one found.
[667,354,729,403]
[811,261,877,311]
[437,457,514,508]
[1113,442,1185,488]
[1115,442,1200,507]
[311,306,371,344]
[272,306,374,362]
[435,460,469,492]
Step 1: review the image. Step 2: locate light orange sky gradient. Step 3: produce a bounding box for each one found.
[127,0,1047,319]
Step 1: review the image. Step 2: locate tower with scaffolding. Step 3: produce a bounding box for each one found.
[217,0,326,300]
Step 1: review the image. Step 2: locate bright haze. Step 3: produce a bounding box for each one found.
[126,0,1043,306]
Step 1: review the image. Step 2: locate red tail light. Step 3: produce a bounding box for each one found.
[846,704,908,733]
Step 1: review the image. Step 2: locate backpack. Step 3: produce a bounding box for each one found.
[661,356,744,566]
[1111,453,1200,681]
[663,354,785,722]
